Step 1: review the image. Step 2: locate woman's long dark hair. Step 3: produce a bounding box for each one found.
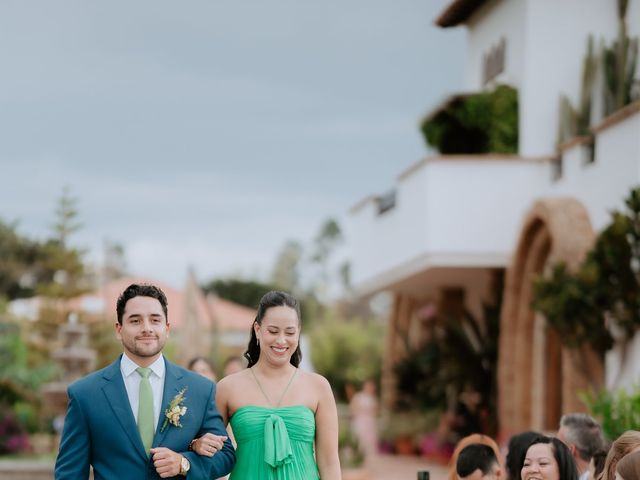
[243,291,302,368]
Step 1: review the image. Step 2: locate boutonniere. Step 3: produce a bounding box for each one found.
[160,387,188,432]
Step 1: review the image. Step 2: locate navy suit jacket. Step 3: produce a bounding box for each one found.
[55,355,235,479]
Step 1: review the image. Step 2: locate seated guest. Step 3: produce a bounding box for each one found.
[557,413,607,480]
[505,431,542,480]
[449,434,503,480]
[456,443,503,480]
[188,356,218,382]
[599,430,640,480]
[521,435,578,480]
[615,450,640,480]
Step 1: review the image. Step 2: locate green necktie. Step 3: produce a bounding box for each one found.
[136,367,154,456]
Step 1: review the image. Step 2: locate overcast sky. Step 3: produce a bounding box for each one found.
[0,0,464,288]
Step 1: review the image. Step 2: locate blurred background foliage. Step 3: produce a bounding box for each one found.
[582,384,640,441]
[394,272,502,436]
[309,307,385,403]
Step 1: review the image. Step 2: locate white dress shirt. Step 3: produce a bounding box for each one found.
[120,353,166,431]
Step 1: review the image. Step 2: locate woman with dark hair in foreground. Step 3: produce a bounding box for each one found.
[193,291,340,479]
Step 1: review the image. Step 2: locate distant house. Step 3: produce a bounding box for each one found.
[348,0,640,437]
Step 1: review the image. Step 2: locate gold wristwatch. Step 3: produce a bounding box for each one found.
[179,455,191,476]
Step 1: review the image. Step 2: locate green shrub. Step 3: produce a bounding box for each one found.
[0,413,30,454]
[338,422,365,468]
[420,85,518,154]
[581,385,640,441]
[309,313,384,402]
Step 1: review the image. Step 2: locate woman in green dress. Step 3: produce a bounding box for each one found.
[192,291,341,479]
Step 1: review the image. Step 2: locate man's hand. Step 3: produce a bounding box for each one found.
[150,447,183,478]
[191,433,228,457]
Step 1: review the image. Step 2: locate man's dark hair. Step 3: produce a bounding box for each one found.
[560,413,606,461]
[116,283,168,324]
[457,443,499,478]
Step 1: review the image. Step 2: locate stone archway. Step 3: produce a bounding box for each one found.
[497,197,601,436]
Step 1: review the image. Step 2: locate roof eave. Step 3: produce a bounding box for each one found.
[434,0,487,28]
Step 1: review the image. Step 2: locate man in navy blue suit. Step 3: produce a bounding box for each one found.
[55,283,235,479]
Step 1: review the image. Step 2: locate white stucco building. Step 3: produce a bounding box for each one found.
[348,0,640,436]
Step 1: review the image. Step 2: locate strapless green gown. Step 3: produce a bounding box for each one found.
[229,405,320,480]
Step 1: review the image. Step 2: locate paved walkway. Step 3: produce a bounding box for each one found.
[0,454,450,480]
[367,454,449,480]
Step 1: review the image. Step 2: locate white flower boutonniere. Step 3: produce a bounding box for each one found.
[160,387,188,432]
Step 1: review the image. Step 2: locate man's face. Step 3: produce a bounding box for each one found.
[557,426,577,458]
[115,295,170,365]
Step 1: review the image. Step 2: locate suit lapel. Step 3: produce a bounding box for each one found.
[101,356,148,460]
[153,358,184,447]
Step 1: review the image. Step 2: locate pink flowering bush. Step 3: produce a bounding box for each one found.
[0,413,30,454]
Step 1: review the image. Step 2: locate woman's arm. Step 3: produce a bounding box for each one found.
[190,377,231,458]
[215,376,230,425]
[314,374,342,480]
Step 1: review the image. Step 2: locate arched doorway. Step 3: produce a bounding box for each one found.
[497,198,601,436]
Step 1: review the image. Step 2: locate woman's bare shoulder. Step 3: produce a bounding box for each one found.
[297,369,332,392]
[217,368,252,390]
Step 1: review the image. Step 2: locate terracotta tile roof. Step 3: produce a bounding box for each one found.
[63,277,260,336]
[70,276,210,329]
[435,0,487,27]
[207,294,256,332]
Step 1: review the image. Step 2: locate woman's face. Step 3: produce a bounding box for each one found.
[521,443,560,480]
[254,305,299,366]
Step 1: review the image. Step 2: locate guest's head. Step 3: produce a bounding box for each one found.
[615,450,640,480]
[505,431,543,480]
[600,430,640,480]
[558,413,606,474]
[456,443,503,480]
[449,434,502,480]
[521,436,578,480]
[188,356,217,382]
[222,356,244,377]
[244,291,302,368]
[362,380,376,396]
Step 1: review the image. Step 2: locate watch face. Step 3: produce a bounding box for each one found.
[181,457,190,472]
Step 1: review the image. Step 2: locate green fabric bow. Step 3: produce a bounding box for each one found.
[263,413,293,468]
